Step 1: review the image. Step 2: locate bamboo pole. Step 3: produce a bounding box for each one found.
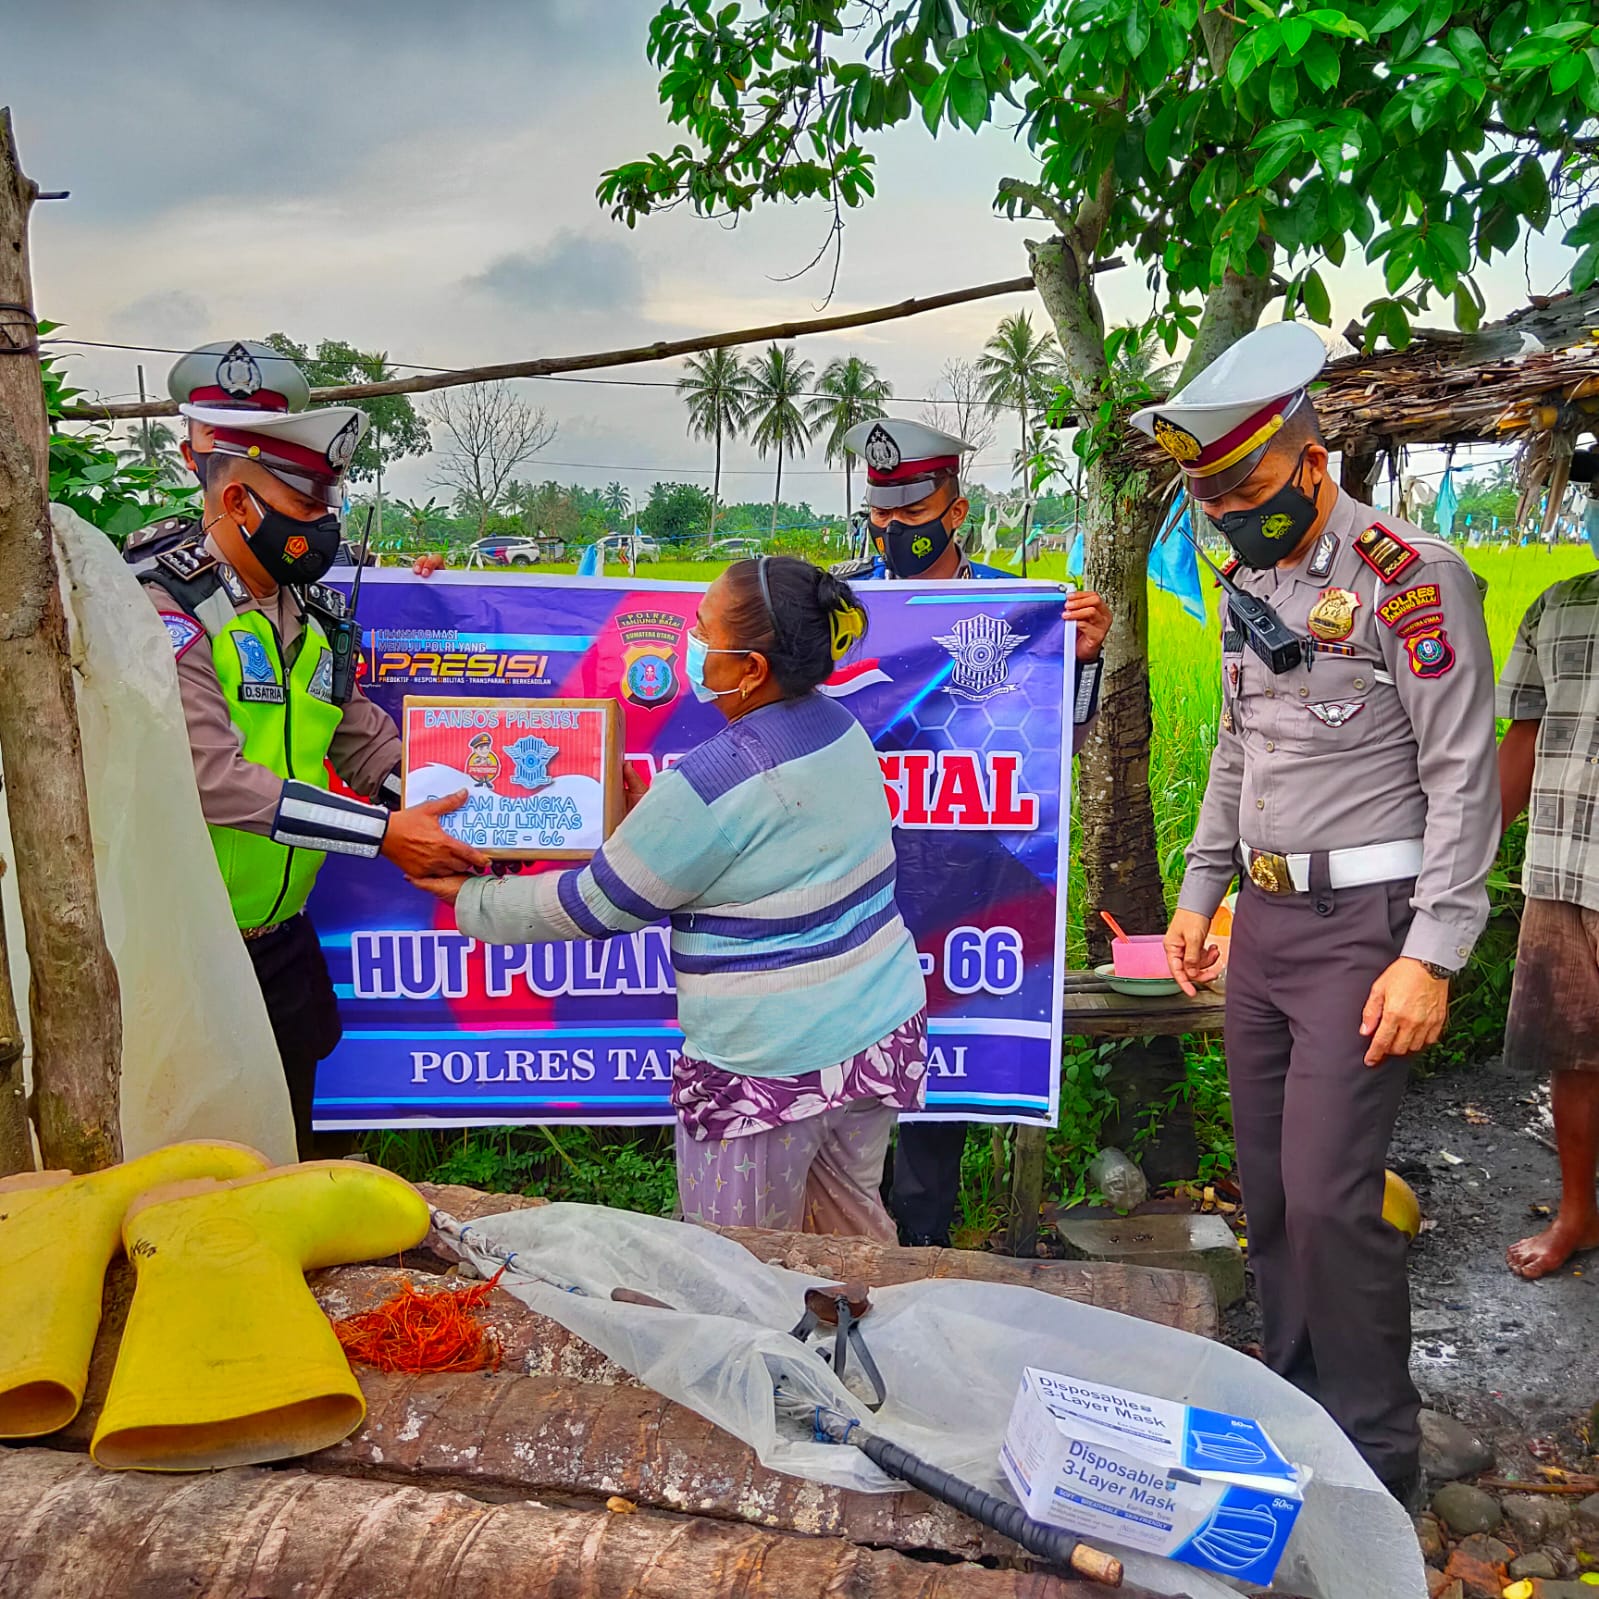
[0,109,122,1172]
[57,265,1123,423]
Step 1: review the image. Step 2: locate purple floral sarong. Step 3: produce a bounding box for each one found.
[672,1009,928,1142]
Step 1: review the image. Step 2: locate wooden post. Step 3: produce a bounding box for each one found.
[1005,1125,1047,1257]
[0,109,122,1172]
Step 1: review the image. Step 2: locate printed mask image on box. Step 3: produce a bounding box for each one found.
[401,696,624,859]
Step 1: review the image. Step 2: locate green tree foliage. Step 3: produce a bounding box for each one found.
[745,342,815,538]
[602,481,633,519]
[262,334,430,484]
[601,1,1599,351]
[806,353,892,519]
[41,329,197,541]
[638,479,716,543]
[678,347,752,542]
[116,418,187,485]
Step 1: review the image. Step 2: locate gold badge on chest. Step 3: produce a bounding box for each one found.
[1307,586,1360,643]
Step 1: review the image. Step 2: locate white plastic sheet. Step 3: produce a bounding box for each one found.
[0,506,294,1163]
[441,1202,1427,1599]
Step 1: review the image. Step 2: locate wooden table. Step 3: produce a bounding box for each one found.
[1004,970,1227,1257]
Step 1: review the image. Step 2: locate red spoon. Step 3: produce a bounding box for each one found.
[1100,910,1132,943]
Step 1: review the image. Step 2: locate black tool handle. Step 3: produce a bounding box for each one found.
[853,1429,1122,1586]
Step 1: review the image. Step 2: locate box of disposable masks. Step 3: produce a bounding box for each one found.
[1000,1368,1306,1587]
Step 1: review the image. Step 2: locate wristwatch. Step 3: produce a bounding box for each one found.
[1420,961,1454,982]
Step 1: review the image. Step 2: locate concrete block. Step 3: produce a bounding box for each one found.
[1055,1212,1245,1307]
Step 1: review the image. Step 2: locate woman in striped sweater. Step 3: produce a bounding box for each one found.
[410,557,928,1239]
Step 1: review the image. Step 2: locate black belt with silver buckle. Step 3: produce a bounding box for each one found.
[1245,849,1295,895]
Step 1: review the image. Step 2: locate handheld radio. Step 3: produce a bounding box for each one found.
[325,506,374,706]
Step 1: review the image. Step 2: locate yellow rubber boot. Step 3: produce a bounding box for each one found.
[0,1141,270,1439]
[91,1160,431,1471]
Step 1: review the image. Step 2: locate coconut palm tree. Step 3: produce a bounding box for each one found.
[1108,325,1182,404]
[677,348,751,546]
[117,419,187,484]
[806,354,892,521]
[976,312,1061,567]
[745,344,815,540]
[602,481,632,520]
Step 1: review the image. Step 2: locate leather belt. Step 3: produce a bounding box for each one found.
[241,915,297,942]
[1240,838,1424,895]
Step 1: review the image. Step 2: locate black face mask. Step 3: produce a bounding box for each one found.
[878,509,953,577]
[1209,448,1322,570]
[241,489,342,586]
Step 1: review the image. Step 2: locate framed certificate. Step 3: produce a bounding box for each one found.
[400,696,624,860]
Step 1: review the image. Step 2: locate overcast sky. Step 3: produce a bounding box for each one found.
[6,1,1578,511]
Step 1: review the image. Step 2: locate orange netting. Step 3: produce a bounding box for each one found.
[333,1268,507,1375]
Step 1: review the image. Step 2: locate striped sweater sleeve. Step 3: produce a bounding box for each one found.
[455,767,737,944]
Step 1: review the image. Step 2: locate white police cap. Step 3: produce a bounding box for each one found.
[842,417,972,508]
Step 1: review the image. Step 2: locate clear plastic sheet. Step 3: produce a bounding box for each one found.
[440,1202,1427,1599]
[0,506,294,1163]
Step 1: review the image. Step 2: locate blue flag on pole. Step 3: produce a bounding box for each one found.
[1435,466,1459,541]
[1149,497,1207,624]
[1067,527,1085,578]
[576,542,602,577]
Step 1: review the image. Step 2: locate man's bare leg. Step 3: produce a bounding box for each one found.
[1508,1070,1599,1279]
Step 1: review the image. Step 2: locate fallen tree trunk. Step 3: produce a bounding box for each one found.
[312,1368,1018,1563]
[417,1185,1217,1337]
[0,1449,1142,1599]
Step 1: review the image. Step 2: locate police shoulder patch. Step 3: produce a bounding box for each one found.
[1353,522,1419,584]
[158,610,204,661]
[1377,582,1441,629]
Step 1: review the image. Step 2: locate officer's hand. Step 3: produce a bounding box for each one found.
[1359,957,1449,1066]
[622,761,650,815]
[1064,590,1111,660]
[381,790,489,878]
[1163,909,1221,998]
[412,552,447,578]
[408,873,470,905]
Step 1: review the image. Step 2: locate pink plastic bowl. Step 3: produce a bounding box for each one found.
[1112,934,1170,979]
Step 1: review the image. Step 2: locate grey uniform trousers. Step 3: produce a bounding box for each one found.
[1225,871,1422,1484]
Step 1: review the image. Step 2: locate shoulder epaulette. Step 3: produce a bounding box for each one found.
[1353,522,1420,585]
[124,514,198,558]
[155,541,218,583]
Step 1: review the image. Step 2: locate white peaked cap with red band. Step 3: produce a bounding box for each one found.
[169,339,368,490]
[1129,321,1330,501]
[841,417,973,508]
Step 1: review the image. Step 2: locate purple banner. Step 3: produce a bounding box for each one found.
[309,572,1070,1129]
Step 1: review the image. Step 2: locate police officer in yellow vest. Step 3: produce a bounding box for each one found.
[127,340,487,1157]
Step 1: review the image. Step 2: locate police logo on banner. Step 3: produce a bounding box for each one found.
[934,613,1025,702]
[233,631,285,703]
[506,733,558,792]
[616,609,685,708]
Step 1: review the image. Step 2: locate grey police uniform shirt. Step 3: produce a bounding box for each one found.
[1176,490,1498,972]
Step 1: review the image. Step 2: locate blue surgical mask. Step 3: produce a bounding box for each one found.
[684,633,746,703]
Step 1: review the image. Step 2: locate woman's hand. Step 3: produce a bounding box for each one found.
[408,872,470,905]
[1065,589,1112,660]
[622,761,651,815]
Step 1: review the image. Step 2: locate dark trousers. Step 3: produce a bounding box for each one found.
[245,913,354,1162]
[889,1120,967,1246]
[1226,872,1421,1483]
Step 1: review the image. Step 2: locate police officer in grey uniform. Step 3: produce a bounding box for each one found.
[1134,323,1498,1499]
[127,341,486,1158]
[834,417,1112,1247]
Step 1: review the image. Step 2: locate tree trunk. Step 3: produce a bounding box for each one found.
[844,457,853,527]
[771,442,782,540]
[1018,401,1032,577]
[0,1448,1133,1599]
[0,111,122,1173]
[1175,269,1277,387]
[1028,232,1166,949]
[0,887,29,1176]
[710,424,722,550]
